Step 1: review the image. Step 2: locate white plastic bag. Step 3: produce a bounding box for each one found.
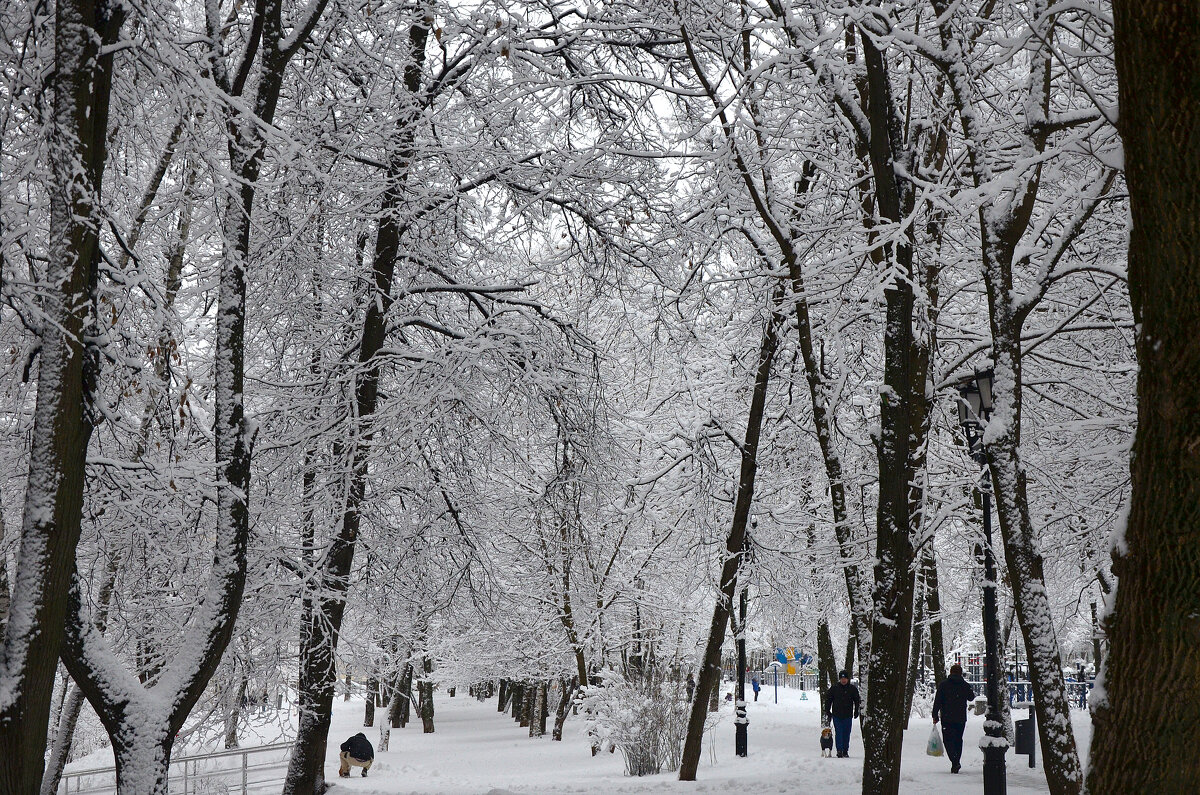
[926,725,944,757]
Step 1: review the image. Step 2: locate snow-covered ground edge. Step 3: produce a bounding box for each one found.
[63,687,1091,793]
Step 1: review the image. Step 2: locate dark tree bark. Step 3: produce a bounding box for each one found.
[0,3,123,791]
[42,561,117,795]
[529,681,546,738]
[858,23,928,795]
[551,677,575,741]
[903,576,926,729]
[1089,1,1200,790]
[497,680,508,713]
[364,679,376,727]
[817,621,837,727]
[522,682,535,728]
[419,657,435,734]
[224,674,249,750]
[927,3,1114,787]
[58,4,327,789]
[679,285,785,780]
[398,663,414,728]
[511,682,523,721]
[388,666,408,730]
[922,550,946,684]
[284,13,427,793]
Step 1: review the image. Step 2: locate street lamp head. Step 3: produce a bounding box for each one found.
[974,367,994,415]
[957,382,983,429]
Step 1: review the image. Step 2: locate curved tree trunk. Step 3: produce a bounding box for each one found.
[1090,1,1200,790]
[679,284,785,781]
[284,15,428,792]
[857,24,928,795]
[0,3,122,790]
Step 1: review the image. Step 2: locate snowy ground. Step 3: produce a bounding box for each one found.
[322,688,1091,794]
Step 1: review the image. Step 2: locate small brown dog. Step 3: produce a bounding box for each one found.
[820,726,834,758]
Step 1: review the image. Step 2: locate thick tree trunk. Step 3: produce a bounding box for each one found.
[497,679,508,712]
[927,3,1102,788]
[903,576,926,729]
[785,243,873,679]
[922,550,946,684]
[398,663,414,728]
[285,17,426,792]
[364,679,376,727]
[817,620,837,726]
[224,674,248,749]
[858,26,927,795]
[389,665,407,729]
[1090,2,1200,790]
[518,683,531,727]
[0,4,122,790]
[986,403,1082,793]
[551,677,575,741]
[420,658,435,734]
[529,681,545,738]
[679,285,784,781]
[40,687,85,795]
[510,682,522,720]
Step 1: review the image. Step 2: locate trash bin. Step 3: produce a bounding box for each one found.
[1015,718,1034,755]
[972,697,988,716]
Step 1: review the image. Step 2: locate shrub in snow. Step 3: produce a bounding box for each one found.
[579,665,694,776]
[910,683,934,720]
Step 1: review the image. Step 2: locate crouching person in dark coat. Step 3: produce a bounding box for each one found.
[339,732,374,777]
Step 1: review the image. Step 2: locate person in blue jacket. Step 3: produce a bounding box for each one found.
[933,664,976,774]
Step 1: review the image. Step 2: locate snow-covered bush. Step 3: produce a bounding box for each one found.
[580,666,694,776]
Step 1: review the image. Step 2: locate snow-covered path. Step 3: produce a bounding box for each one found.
[324,689,1089,794]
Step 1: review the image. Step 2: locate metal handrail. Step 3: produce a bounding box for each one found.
[60,741,295,795]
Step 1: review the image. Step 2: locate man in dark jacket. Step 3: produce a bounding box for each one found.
[933,663,976,773]
[339,732,374,777]
[825,670,861,758]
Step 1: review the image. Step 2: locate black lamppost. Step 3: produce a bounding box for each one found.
[734,530,752,757]
[956,368,1008,794]
[735,585,748,757]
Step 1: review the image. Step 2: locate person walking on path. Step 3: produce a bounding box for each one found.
[686,673,695,702]
[751,674,761,702]
[933,663,976,774]
[825,670,861,758]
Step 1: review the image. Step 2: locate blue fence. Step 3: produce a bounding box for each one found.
[969,680,1093,710]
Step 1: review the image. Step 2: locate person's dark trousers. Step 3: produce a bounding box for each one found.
[942,721,966,769]
[832,716,853,756]
[753,691,759,701]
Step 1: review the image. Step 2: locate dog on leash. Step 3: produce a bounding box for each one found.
[820,726,834,758]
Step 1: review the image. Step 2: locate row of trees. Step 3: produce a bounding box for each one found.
[0,0,1192,792]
